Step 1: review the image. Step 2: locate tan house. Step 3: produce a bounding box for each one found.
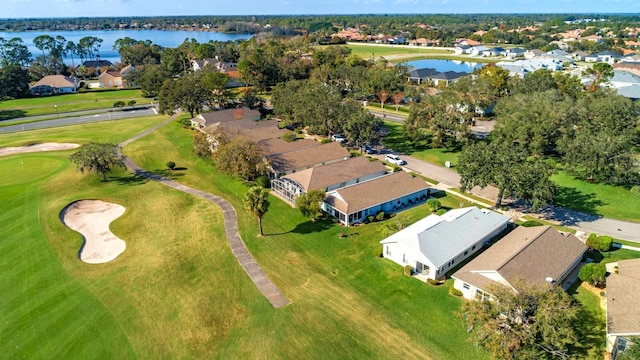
[266,142,350,177]
[271,156,387,204]
[29,75,78,96]
[452,226,587,301]
[323,171,429,226]
[606,259,640,359]
[99,65,142,88]
[190,107,261,130]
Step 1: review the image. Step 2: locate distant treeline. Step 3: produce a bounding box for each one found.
[2,14,640,35]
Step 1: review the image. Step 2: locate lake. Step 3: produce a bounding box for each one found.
[401,59,483,73]
[0,29,252,64]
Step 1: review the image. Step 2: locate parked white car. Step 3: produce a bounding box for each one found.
[385,154,406,166]
[331,134,347,143]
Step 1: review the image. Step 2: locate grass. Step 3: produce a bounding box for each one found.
[568,282,606,359]
[552,171,640,222]
[0,115,167,147]
[1,115,488,359]
[345,44,452,58]
[0,89,149,121]
[382,121,461,167]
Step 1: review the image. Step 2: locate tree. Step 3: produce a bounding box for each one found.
[127,100,137,109]
[426,198,441,212]
[0,63,30,99]
[459,281,578,360]
[201,71,233,109]
[211,130,266,181]
[458,142,555,210]
[68,143,125,181]
[392,92,404,111]
[113,100,125,109]
[166,161,176,170]
[578,263,606,287]
[583,62,614,92]
[159,73,210,117]
[378,90,389,109]
[586,234,612,251]
[295,189,326,221]
[244,186,269,236]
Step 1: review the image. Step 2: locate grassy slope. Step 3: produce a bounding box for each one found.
[0,89,148,120]
[123,116,486,359]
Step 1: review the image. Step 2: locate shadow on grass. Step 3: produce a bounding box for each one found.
[113,173,149,185]
[0,109,27,121]
[568,283,606,358]
[554,186,605,215]
[269,216,337,236]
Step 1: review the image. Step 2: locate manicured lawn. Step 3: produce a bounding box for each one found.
[122,115,487,359]
[0,115,167,147]
[0,89,148,121]
[568,282,606,359]
[382,121,461,167]
[344,44,451,57]
[552,171,640,222]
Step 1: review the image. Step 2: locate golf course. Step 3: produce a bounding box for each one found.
[1,115,494,359]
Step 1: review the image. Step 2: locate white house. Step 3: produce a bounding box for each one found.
[470,46,490,57]
[380,207,510,280]
[452,226,587,301]
[29,75,78,96]
[606,259,640,360]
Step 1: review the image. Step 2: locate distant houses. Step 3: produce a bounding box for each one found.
[407,67,468,86]
[29,75,79,96]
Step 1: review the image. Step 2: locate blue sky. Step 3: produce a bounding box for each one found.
[4,0,640,18]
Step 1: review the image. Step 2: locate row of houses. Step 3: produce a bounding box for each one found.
[191,108,431,226]
[407,67,468,86]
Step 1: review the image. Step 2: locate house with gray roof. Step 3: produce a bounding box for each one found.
[323,171,428,226]
[380,207,510,280]
[190,107,261,130]
[407,67,438,84]
[452,225,587,301]
[271,156,387,204]
[429,71,468,86]
[605,258,640,359]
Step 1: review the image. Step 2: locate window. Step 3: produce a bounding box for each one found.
[463,283,470,290]
[464,250,468,256]
[402,254,406,263]
[472,245,476,250]
[386,246,391,256]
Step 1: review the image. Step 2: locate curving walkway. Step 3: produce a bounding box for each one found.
[118,114,289,308]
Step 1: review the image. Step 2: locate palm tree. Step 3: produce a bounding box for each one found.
[243,186,269,236]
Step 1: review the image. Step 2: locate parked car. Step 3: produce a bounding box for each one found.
[331,134,347,143]
[361,144,376,154]
[385,154,406,165]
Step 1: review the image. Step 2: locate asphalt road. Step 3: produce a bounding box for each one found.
[0,107,158,133]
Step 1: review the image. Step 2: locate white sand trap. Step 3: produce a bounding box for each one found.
[61,200,127,264]
[0,143,80,157]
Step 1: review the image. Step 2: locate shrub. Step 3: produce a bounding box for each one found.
[436,209,447,216]
[427,278,440,286]
[404,265,413,276]
[521,220,543,227]
[281,132,296,143]
[426,199,441,212]
[255,175,270,189]
[631,185,640,194]
[367,215,374,223]
[586,234,612,252]
[393,165,402,172]
[166,161,176,170]
[180,117,192,127]
[320,138,331,144]
[450,286,463,297]
[375,211,385,221]
[579,263,606,287]
[113,100,125,109]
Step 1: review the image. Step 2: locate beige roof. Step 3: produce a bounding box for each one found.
[267,142,350,175]
[242,124,287,143]
[284,156,387,191]
[607,258,640,336]
[453,226,587,291]
[325,171,428,214]
[258,138,320,156]
[32,75,76,88]
[193,108,261,127]
[99,70,121,78]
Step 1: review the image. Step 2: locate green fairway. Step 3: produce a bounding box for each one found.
[0,115,166,147]
[0,115,487,359]
[0,89,149,121]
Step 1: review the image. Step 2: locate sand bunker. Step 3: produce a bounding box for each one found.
[0,143,80,157]
[61,200,127,264]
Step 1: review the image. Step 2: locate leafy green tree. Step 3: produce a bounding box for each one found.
[583,62,614,92]
[138,64,172,98]
[459,281,578,360]
[159,73,210,117]
[68,143,125,182]
[0,37,31,67]
[201,71,233,109]
[586,234,612,251]
[458,142,555,210]
[578,263,606,287]
[212,130,266,181]
[113,100,125,109]
[0,63,30,99]
[295,189,326,221]
[426,199,441,212]
[244,186,269,236]
[127,100,136,109]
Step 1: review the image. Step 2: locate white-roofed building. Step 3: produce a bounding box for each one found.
[379,207,510,280]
